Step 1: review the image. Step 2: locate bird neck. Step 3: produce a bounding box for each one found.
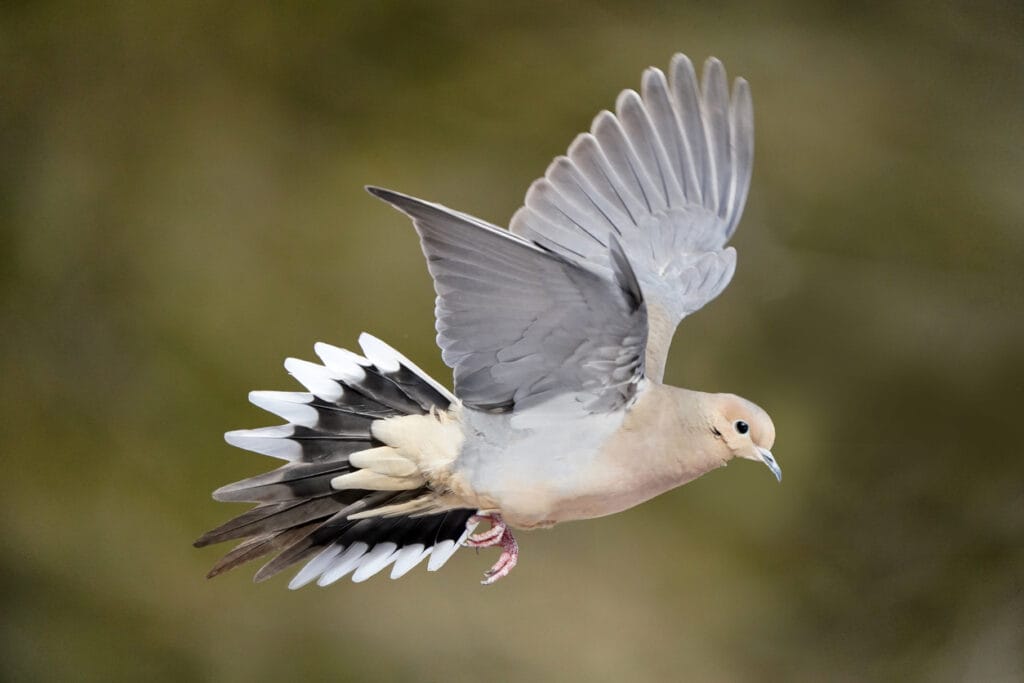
[619,383,730,484]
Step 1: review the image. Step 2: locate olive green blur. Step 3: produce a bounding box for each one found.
[2,2,1021,681]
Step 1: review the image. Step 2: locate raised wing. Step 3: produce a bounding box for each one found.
[510,55,753,381]
[368,187,646,413]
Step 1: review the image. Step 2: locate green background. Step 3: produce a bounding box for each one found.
[2,2,1021,681]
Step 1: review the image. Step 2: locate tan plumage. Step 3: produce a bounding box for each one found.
[198,53,779,588]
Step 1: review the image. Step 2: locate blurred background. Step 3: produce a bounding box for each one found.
[2,1,1021,681]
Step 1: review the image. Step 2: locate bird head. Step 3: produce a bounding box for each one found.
[708,393,780,481]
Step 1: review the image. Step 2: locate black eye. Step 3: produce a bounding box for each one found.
[735,420,749,435]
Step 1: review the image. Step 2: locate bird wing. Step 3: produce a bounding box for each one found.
[509,55,753,381]
[368,187,647,414]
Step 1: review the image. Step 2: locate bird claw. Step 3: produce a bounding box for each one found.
[464,513,519,584]
[480,532,518,585]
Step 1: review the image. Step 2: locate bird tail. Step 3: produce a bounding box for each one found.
[194,333,476,587]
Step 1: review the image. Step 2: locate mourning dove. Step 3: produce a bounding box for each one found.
[196,54,779,587]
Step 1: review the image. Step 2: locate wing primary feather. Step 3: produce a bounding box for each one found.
[669,53,709,204]
[568,133,638,228]
[592,111,654,213]
[726,77,754,237]
[616,88,677,210]
[642,66,698,202]
[700,57,731,219]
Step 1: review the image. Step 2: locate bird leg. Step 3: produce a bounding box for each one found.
[464,513,519,585]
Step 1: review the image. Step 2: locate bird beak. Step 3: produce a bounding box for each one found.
[758,448,782,482]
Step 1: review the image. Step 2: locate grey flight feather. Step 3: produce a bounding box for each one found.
[366,187,647,413]
[508,55,753,381]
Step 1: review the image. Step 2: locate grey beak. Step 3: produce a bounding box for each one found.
[758,448,782,482]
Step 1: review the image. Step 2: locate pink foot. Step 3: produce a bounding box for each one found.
[465,514,506,548]
[463,513,519,585]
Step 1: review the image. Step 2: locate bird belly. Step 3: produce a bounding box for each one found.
[474,456,691,528]
[449,406,633,528]
[468,404,723,526]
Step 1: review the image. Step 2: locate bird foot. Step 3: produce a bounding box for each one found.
[465,514,506,547]
[464,513,519,585]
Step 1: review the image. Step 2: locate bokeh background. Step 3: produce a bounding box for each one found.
[2,2,1022,681]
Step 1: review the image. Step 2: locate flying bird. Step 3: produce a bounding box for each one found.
[196,54,779,587]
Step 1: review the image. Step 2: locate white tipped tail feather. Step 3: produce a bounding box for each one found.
[197,334,477,586]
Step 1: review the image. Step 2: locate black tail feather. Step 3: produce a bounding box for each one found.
[198,335,474,586]
[211,460,358,503]
[206,523,319,579]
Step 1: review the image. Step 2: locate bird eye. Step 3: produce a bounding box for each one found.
[735,420,749,435]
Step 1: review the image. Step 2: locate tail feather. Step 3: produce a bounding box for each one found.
[356,333,455,409]
[211,460,358,503]
[196,495,348,547]
[327,367,429,415]
[248,393,378,435]
[197,334,475,586]
[205,523,320,579]
[251,491,400,582]
[299,509,476,587]
[312,341,438,414]
[196,500,303,547]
